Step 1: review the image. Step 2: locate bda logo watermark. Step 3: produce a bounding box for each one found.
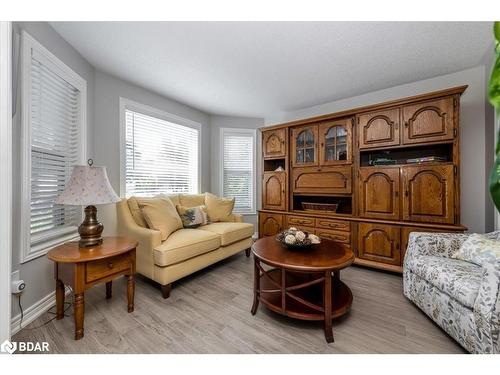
[1,339,49,354]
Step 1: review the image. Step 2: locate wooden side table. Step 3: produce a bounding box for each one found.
[47,236,138,340]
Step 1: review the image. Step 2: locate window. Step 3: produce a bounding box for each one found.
[121,98,200,197]
[20,31,86,262]
[221,128,256,214]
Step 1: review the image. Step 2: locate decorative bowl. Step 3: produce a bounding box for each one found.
[276,227,321,249]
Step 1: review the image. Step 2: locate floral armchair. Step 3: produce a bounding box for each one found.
[403,231,500,354]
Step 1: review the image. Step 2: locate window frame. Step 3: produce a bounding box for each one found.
[119,97,202,198]
[20,31,87,263]
[220,127,257,215]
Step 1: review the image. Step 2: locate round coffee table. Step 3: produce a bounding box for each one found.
[251,236,354,343]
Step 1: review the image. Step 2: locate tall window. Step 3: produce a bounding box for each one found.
[20,31,86,262]
[221,128,256,214]
[123,100,200,197]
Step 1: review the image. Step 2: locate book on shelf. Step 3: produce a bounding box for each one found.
[406,156,447,164]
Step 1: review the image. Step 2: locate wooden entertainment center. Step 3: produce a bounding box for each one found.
[258,86,467,273]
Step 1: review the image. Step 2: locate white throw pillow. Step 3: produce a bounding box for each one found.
[451,233,500,266]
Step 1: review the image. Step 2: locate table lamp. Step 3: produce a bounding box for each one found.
[55,159,120,248]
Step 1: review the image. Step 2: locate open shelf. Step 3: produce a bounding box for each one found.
[360,143,453,167]
[292,195,352,215]
[264,158,286,172]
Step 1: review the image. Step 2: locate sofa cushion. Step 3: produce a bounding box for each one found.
[140,198,183,241]
[153,229,221,266]
[127,197,150,228]
[176,205,210,228]
[157,193,181,207]
[205,193,235,222]
[452,233,500,266]
[179,194,206,208]
[407,255,482,308]
[199,222,254,246]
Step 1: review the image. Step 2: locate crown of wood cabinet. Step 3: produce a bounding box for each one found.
[259,86,466,273]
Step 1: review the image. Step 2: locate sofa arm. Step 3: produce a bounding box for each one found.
[221,213,244,222]
[116,199,162,279]
[404,232,468,262]
[473,261,500,353]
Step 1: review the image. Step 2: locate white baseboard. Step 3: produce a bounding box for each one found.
[10,287,71,336]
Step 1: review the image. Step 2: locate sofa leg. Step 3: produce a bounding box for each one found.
[245,248,251,257]
[161,283,172,299]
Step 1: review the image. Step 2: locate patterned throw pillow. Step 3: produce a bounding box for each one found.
[452,233,500,266]
[176,205,210,228]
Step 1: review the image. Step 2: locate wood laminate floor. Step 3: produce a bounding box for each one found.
[14,252,465,354]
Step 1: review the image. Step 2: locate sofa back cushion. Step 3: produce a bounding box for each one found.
[452,233,500,266]
[157,193,181,207]
[179,194,206,208]
[138,198,183,240]
[205,192,235,222]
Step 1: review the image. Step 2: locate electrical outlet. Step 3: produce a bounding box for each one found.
[11,270,25,294]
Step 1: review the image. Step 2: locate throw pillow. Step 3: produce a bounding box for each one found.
[205,192,235,222]
[176,205,210,228]
[139,198,183,241]
[156,193,181,207]
[179,194,206,208]
[452,233,500,266]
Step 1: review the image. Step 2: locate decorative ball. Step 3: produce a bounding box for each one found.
[288,227,298,232]
[284,234,297,245]
[309,234,321,244]
[295,231,306,241]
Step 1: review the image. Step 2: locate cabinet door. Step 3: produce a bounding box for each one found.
[357,108,400,149]
[402,97,455,145]
[262,172,286,211]
[358,223,401,266]
[259,213,283,238]
[292,166,352,194]
[263,129,287,158]
[402,164,455,224]
[319,118,352,166]
[358,167,400,220]
[291,125,318,167]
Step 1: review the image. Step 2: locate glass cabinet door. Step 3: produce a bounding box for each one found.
[319,118,352,165]
[291,125,318,167]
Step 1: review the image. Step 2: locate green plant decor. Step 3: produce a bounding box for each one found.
[488,21,500,211]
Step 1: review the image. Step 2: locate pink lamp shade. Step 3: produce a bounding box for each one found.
[55,165,120,206]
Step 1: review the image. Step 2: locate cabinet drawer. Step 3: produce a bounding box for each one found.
[86,253,131,283]
[287,215,315,227]
[315,228,351,244]
[315,218,350,232]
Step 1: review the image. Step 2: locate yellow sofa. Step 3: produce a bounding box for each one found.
[116,193,254,298]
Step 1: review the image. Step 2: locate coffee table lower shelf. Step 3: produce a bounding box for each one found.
[256,268,353,321]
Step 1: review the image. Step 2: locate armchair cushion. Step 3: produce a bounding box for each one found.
[452,233,500,266]
[406,255,482,308]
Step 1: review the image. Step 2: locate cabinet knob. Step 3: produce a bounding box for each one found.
[107,262,114,269]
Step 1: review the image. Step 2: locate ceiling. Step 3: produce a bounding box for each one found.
[50,22,493,118]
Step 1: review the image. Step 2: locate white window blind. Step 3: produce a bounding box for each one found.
[125,109,199,197]
[21,31,87,263]
[221,129,255,213]
[30,51,81,238]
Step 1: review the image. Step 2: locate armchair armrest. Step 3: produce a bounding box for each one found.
[404,232,469,262]
[473,261,500,353]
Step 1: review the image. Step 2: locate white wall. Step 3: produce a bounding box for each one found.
[93,69,212,235]
[265,66,493,234]
[209,115,264,229]
[11,22,95,319]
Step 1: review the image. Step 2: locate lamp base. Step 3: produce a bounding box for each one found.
[78,205,104,248]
